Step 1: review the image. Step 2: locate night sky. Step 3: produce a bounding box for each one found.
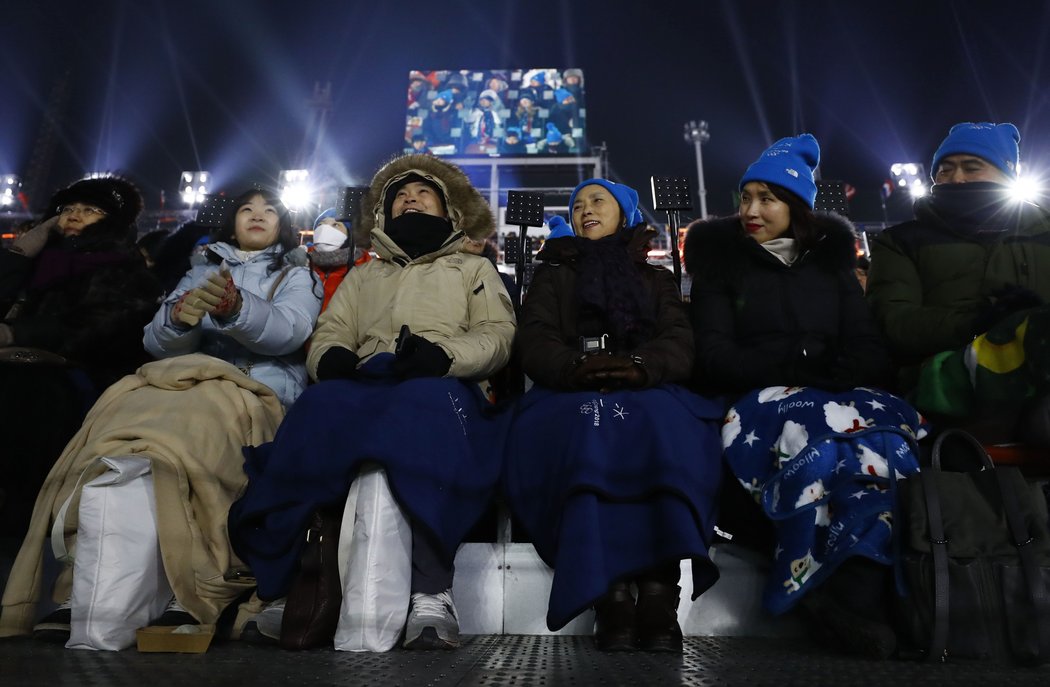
[3,0,1048,224]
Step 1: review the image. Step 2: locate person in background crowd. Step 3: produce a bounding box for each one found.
[866,122,1050,447]
[547,88,578,138]
[410,132,431,155]
[423,90,457,148]
[520,71,553,106]
[687,135,926,659]
[463,89,502,153]
[2,188,320,645]
[228,154,515,651]
[0,176,162,538]
[308,207,370,312]
[560,68,584,104]
[511,94,541,143]
[499,127,528,155]
[503,178,724,653]
[407,70,430,111]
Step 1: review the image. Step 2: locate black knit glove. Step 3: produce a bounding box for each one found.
[316,346,360,381]
[972,285,1043,336]
[391,334,452,379]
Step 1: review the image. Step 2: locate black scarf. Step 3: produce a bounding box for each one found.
[574,228,655,350]
[915,182,1025,236]
[384,213,454,260]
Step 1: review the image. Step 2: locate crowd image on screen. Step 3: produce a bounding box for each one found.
[403,68,586,157]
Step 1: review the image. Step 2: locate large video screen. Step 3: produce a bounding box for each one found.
[404,68,587,157]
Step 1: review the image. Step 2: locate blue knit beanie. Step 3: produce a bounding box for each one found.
[740,134,821,208]
[554,88,572,104]
[931,122,1020,180]
[546,215,573,238]
[545,123,563,145]
[313,207,337,230]
[568,178,644,230]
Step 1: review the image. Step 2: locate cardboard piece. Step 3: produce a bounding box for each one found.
[136,624,216,653]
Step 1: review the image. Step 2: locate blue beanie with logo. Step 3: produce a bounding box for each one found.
[568,178,644,231]
[740,134,821,208]
[554,88,573,104]
[931,122,1020,180]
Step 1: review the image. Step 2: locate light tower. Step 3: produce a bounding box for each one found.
[683,120,710,218]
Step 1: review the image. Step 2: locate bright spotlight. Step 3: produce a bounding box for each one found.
[279,169,312,211]
[0,175,20,208]
[890,162,925,197]
[180,171,210,207]
[1009,175,1041,203]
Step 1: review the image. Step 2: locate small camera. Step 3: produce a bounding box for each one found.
[579,334,609,354]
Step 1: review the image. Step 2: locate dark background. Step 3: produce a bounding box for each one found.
[2,0,1048,223]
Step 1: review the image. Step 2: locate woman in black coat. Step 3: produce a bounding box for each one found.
[685,135,925,659]
[504,179,724,653]
[0,176,161,537]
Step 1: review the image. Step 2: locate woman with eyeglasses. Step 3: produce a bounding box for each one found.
[0,176,162,539]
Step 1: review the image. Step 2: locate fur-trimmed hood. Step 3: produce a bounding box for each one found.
[354,154,495,249]
[683,212,858,277]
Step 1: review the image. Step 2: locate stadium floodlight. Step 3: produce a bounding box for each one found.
[180,171,210,207]
[1,175,20,208]
[1009,169,1041,203]
[279,169,311,211]
[890,162,926,198]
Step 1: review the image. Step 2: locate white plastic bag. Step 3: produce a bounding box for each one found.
[333,465,412,652]
[54,456,172,651]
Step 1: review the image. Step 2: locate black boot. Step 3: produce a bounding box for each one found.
[593,582,636,651]
[635,581,683,653]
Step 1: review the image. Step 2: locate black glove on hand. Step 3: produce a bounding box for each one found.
[972,284,1044,336]
[316,346,361,381]
[570,352,641,391]
[392,334,452,378]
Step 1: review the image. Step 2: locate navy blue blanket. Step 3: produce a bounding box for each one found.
[723,385,927,614]
[503,384,724,630]
[228,355,510,599]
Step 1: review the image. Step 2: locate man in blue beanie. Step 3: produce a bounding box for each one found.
[867,121,1050,446]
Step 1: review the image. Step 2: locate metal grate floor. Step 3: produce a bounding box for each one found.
[1,635,1047,686]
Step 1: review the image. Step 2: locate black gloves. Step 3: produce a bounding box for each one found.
[972,285,1043,336]
[316,346,361,381]
[570,353,647,392]
[392,334,452,379]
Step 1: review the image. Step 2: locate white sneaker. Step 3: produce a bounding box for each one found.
[253,598,286,641]
[403,590,460,650]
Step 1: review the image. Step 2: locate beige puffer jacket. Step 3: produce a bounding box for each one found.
[308,154,516,380]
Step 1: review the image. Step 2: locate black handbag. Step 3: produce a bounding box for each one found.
[279,508,343,650]
[896,429,1050,664]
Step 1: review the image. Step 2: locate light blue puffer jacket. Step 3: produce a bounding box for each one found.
[143,242,321,406]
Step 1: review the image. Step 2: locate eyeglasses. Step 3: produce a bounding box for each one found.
[58,204,106,217]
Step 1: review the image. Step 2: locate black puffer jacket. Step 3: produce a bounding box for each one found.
[518,226,693,390]
[684,213,891,396]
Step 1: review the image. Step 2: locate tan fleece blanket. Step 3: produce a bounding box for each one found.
[0,353,284,636]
